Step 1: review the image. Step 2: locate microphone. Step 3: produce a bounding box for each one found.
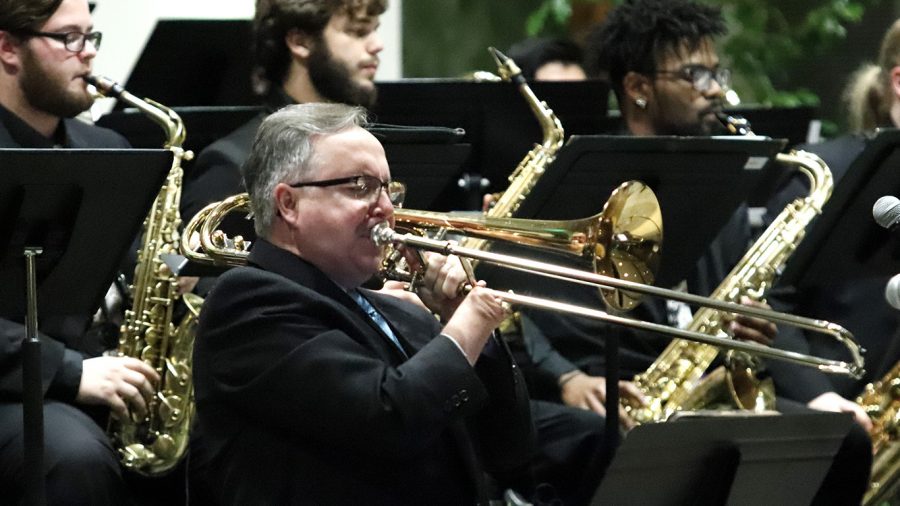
[873,195,900,231]
[885,273,900,310]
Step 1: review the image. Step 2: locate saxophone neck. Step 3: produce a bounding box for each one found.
[85,74,187,150]
[487,47,565,152]
[775,150,834,212]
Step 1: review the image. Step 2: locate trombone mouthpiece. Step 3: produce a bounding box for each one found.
[371,222,395,246]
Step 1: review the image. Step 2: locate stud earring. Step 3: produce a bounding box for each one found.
[635,97,647,109]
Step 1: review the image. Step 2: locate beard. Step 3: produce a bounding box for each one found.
[656,107,726,136]
[20,48,93,118]
[307,40,377,108]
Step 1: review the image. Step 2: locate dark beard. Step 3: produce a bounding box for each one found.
[20,50,93,118]
[307,40,377,108]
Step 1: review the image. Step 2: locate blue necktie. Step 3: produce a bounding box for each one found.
[350,290,408,357]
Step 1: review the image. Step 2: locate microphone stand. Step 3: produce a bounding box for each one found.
[23,247,46,506]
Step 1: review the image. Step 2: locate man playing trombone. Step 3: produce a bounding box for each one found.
[190,102,535,505]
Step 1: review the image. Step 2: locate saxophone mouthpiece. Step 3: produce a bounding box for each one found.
[84,74,125,98]
[488,47,523,83]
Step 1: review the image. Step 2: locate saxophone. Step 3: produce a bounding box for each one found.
[858,360,900,505]
[382,47,563,281]
[474,47,564,222]
[86,76,200,475]
[623,115,834,424]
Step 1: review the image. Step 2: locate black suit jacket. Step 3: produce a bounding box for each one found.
[0,110,130,402]
[192,239,533,505]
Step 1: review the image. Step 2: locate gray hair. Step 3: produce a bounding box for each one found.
[242,102,368,236]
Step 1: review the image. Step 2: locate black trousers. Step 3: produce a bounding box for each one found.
[527,400,609,506]
[0,400,126,506]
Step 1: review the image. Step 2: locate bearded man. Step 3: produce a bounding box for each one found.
[179,0,386,223]
[0,0,159,504]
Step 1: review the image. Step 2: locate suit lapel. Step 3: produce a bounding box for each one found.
[247,239,409,364]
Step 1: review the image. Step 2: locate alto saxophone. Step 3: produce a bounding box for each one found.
[382,47,563,280]
[858,360,900,505]
[86,76,201,475]
[623,115,834,424]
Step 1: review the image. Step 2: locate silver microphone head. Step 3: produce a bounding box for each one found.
[873,195,900,229]
[886,273,900,310]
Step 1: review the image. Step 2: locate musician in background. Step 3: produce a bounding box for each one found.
[764,18,900,415]
[517,0,871,504]
[506,36,587,82]
[0,0,158,503]
[179,0,386,224]
[190,102,534,504]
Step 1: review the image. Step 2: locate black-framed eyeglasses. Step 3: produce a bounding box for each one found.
[654,65,730,93]
[14,30,102,52]
[289,174,406,206]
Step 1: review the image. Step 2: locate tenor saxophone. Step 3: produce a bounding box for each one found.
[86,75,200,475]
[623,115,834,424]
[858,360,900,505]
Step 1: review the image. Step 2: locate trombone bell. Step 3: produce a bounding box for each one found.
[391,181,662,310]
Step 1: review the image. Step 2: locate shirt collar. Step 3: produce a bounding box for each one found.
[0,103,69,148]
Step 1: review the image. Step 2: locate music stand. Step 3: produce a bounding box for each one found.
[0,149,172,505]
[591,412,852,505]
[123,19,256,107]
[371,79,610,200]
[515,135,787,289]
[779,129,900,287]
[96,106,263,155]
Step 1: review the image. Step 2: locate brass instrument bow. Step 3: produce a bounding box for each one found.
[87,75,199,475]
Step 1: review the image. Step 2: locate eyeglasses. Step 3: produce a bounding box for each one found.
[289,174,406,206]
[15,30,102,52]
[654,65,730,93]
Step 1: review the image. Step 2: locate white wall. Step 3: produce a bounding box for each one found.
[88,0,402,115]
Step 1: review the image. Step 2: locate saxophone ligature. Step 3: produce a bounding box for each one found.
[86,75,200,476]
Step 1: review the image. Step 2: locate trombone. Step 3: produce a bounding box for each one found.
[181,183,865,379]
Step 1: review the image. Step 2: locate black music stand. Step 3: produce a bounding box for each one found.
[591,412,852,505]
[372,79,610,202]
[96,106,262,156]
[515,135,787,288]
[779,129,900,286]
[122,20,256,107]
[0,149,172,505]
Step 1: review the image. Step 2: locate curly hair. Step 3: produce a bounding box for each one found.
[252,0,387,94]
[0,0,63,33]
[585,0,725,100]
[843,19,900,132]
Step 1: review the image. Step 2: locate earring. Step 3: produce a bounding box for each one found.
[635,97,647,109]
